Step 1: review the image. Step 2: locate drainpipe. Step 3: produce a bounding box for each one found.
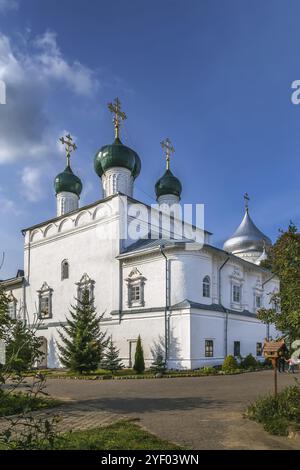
[262,273,277,340]
[159,245,168,364]
[219,256,230,358]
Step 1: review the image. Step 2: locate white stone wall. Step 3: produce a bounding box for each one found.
[56,191,79,217]
[101,167,133,198]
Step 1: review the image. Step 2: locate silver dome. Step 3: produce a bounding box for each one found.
[223,209,272,255]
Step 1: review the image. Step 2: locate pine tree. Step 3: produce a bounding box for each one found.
[101,336,124,373]
[6,319,42,372]
[133,335,145,374]
[57,289,108,374]
[150,352,166,374]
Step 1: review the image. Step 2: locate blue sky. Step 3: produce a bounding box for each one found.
[0,0,299,278]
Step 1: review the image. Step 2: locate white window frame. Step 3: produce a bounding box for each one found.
[76,273,95,305]
[202,275,211,298]
[229,268,244,310]
[125,268,146,308]
[37,282,53,319]
[61,259,69,280]
[7,293,17,320]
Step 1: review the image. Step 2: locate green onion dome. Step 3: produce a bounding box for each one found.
[155,169,182,200]
[94,137,141,179]
[54,165,83,197]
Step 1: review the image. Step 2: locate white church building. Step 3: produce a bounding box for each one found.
[1,98,280,369]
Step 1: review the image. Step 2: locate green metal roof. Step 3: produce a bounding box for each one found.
[155,169,182,199]
[94,137,141,179]
[54,165,82,196]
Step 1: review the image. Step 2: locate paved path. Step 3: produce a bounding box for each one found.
[40,370,300,450]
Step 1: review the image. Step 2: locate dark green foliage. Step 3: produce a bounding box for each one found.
[222,355,238,372]
[257,223,300,341]
[241,353,258,369]
[150,353,166,374]
[0,392,59,417]
[6,320,43,372]
[57,290,108,374]
[133,335,145,374]
[247,382,300,435]
[101,336,124,372]
[0,284,9,338]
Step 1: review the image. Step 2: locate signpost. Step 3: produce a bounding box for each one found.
[263,339,286,397]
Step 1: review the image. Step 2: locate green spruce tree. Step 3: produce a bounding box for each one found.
[150,352,166,374]
[101,336,124,373]
[6,319,43,372]
[57,289,108,374]
[133,335,145,374]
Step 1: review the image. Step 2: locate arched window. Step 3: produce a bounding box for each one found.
[202,275,211,298]
[61,260,69,280]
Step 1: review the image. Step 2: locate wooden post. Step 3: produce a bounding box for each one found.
[273,358,278,398]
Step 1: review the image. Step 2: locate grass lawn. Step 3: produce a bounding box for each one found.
[0,392,60,417]
[0,420,183,450]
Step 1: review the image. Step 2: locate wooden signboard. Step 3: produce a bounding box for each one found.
[263,339,286,397]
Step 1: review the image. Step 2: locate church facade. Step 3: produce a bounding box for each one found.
[1,99,280,369]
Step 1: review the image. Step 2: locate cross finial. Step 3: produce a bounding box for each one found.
[59,133,77,167]
[108,97,127,140]
[244,192,250,211]
[161,138,175,170]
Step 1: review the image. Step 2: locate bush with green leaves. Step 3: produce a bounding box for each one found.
[201,366,217,375]
[246,382,300,435]
[242,353,258,369]
[150,353,166,374]
[133,335,145,374]
[222,355,238,372]
[0,282,60,449]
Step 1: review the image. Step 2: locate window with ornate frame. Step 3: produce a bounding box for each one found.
[37,282,53,319]
[76,273,95,304]
[256,342,263,357]
[253,278,263,313]
[234,341,240,357]
[230,268,244,310]
[126,268,146,308]
[232,284,241,303]
[202,275,211,298]
[7,293,17,320]
[205,339,214,357]
[61,259,69,280]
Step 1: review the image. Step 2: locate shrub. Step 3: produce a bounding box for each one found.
[150,353,166,375]
[222,355,238,372]
[201,366,217,375]
[133,335,145,374]
[246,383,300,435]
[242,354,258,369]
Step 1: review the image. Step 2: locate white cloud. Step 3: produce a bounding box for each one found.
[0,31,99,165]
[0,0,18,13]
[21,166,43,202]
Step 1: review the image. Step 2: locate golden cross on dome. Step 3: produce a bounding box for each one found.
[244,192,250,211]
[108,97,127,139]
[59,133,77,167]
[161,138,175,170]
